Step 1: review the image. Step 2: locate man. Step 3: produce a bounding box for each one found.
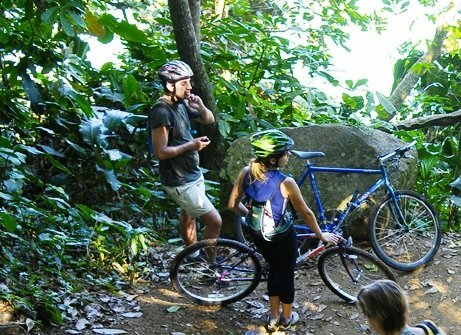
[148,60,222,247]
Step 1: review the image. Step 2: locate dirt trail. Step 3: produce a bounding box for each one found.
[22,233,461,335]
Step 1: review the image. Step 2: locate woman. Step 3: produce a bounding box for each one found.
[228,129,338,331]
[357,280,447,335]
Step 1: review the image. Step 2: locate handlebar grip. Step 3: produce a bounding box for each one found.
[378,140,416,163]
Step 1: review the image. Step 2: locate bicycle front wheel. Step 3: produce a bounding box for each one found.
[369,190,441,271]
[169,238,262,306]
[318,246,396,303]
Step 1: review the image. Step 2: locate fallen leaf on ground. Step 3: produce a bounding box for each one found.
[92,328,128,334]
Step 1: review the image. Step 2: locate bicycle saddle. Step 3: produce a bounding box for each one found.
[291,150,325,159]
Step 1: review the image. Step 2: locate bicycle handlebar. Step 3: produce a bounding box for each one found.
[378,140,417,163]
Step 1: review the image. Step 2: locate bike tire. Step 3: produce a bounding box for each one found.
[317,246,396,303]
[369,190,441,271]
[169,238,262,306]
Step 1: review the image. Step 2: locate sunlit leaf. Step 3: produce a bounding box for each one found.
[103,109,131,130]
[85,10,105,37]
[121,312,142,318]
[80,118,103,145]
[376,92,395,116]
[39,145,64,157]
[96,165,121,191]
[41,6,59,23]
[60,14,75,36]
[449,177,461,190]
[167,306,181,313]
[92,329,128,334]
[68,10,86,28]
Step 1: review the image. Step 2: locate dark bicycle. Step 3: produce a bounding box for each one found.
[169,234,395,306]
[234,141,441,271]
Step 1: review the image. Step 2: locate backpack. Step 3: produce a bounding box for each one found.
[246,176,294,241]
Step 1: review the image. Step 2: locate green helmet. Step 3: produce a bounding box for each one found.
[250,129,294,158]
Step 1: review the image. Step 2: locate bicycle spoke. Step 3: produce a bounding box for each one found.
[370,191,441,271]
[170,239,262,305]
[318,246,395,303]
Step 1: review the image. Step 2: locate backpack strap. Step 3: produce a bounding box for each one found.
[415,320,440,335]
[245,171,287,225]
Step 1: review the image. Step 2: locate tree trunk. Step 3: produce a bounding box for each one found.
[387,1,456,112]
[188,0,201,42]
[168,0,225,171]
[387,26,448,113]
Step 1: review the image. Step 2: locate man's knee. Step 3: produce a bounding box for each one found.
[204,209,222,228]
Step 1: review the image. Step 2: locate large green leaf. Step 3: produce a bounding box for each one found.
[0,148,27,165]
[450,177,461,191]
[45,154,74,176]
[60,14,75,36]
[0,212,17,233]
[41,6,59,23]
[80,118,103,145]
[103,109,131,131]
[96,165,121,191]
[98,14,149,43]
[376,92,396,115]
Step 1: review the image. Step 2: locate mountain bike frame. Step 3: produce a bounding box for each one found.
[292,141,416,239]
[220,233,374,283]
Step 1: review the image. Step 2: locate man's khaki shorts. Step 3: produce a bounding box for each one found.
[163,175,215,218]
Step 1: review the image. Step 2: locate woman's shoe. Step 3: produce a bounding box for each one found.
[266,314,279,332]
[278,311,299,330]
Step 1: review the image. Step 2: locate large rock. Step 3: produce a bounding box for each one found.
[220,125,418,240]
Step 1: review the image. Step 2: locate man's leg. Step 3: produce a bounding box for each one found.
[200,208,222,240]
[179,209,197,246]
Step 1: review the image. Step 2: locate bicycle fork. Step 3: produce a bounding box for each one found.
[386,194,409,232]
[337,239,363,283]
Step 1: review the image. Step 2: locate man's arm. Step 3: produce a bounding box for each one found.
[186,94,215,124]
[152,126,210,161]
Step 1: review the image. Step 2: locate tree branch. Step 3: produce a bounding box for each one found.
[387,110,461,131]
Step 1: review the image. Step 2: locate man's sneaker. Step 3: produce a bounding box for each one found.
[278,311,299,330]
[186,250,205,262]
[266,314,279,332]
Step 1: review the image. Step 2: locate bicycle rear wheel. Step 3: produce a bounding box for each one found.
[233,214,252,244]
[317,246,396,303]
[369,190,441,271]
[169,238,262,306]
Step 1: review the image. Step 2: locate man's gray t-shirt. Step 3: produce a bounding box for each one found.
[148,98,201,187]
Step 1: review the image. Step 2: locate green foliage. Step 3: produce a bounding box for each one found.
[449,177,461,207]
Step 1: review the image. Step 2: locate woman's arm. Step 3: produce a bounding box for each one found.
[282,177,338,244]
[228,166,250,217]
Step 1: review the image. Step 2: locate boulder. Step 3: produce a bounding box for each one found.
[220,124,418,240]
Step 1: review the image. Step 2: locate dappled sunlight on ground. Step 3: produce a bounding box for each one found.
[50,233,459,335]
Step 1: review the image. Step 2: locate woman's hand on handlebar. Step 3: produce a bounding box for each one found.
[321,232,341,245]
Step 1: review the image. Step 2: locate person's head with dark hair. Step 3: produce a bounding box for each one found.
[357,280,408,335]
